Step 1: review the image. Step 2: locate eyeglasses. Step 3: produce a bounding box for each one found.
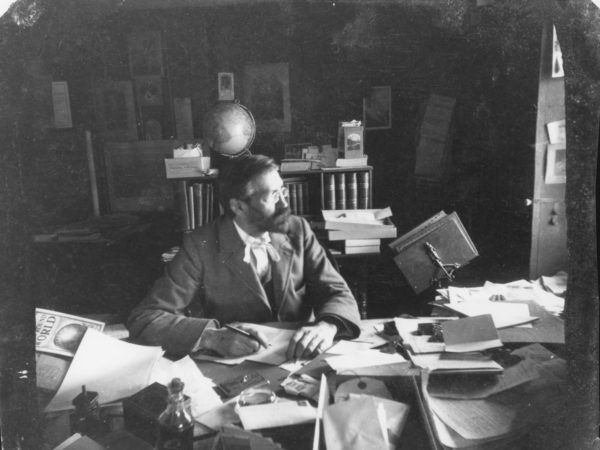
[244,186,289,204]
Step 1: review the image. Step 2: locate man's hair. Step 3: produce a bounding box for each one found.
[218,154,279,217]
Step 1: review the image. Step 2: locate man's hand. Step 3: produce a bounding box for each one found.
[286,321,337,361]
[199,323,268,357]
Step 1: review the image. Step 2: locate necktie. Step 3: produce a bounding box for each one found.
[243,239,280,282]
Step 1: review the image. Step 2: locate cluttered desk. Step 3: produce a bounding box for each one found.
[37,271,566,450]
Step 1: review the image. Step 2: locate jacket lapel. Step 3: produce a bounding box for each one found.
[218,218,270,307]
[270,231,294,311]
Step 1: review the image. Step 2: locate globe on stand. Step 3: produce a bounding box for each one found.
[202,101,256,167]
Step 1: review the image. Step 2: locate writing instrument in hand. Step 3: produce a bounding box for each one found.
[224,324,269,349]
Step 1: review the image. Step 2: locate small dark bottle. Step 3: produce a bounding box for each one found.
[156,378,194,450]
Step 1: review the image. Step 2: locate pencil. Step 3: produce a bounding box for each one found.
[224,324,268,348]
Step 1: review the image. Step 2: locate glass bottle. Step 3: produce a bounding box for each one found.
[156,378,194,450]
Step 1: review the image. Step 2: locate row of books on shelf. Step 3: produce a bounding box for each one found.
[177,181,216,231]
[324,171,370,210]
[283,179,309,216]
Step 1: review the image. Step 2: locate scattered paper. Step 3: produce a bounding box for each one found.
[149,355,222,419]
[237,399,316,430]
[443,315,502,353]
[442,301,538,329]
[426,358,539,399]
[409,352,503,374]
[325,349,406,371]
[192,325,296,366]
[326,340,377,355]
[540,271,567,296]
[323,395,391,450]
[45,329,163,412]
[334,377,392,402]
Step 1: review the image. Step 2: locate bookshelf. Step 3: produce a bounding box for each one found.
[171,166,373,232]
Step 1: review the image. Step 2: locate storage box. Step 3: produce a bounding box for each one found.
[337,121,364,159]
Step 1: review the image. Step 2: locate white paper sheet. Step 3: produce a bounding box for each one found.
[325,349,406,371]
[45,329,163,412]
[149,355,222,419]
[327,340,377,355]
[237,399,317,430]
[443,301,538,329]
[409,352,503,373]
[192,324,296,366]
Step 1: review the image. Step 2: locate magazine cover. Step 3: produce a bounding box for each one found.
[35,308,105,357]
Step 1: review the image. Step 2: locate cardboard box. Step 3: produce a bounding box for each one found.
[337,122,364,159]
[164,157,211,179]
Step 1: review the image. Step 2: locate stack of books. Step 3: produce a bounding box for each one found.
[320,207,397,254]
[177,181,215,230]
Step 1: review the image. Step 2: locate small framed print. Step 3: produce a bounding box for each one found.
[545,143,566,184]
[218,72,235,101]
[93,80,138,141]
[134,76,163,107]
[363,86,392,130]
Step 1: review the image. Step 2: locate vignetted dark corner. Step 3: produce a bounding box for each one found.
[0,1,597,449]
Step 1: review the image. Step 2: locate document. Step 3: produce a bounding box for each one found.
[237,399,317,430]
[442,315,503,353]
[326,340,377,355]
[45,329,163,412]
[149,355,222,419]
[325,349,406,371]
[442,301,538,329]
[192,324,296,366]
[409,352,503,374]
[394,317,454,354]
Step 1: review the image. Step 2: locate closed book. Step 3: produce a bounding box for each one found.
[324,174,336,210]
[193,183,203,228]
[346,172,357,209]
[302,182,309,215]
[343,239,381,248]
[343,245,381,255]
[187,184,195,229]
[289,183,298,214]
[204,183,212,225]
[322,208,394,231]
[176,181,190,231]
[297,182,305,215]
[326,227,397,241]
[357,171,370,209]
[391,211,478,293]
[335,173,346,209]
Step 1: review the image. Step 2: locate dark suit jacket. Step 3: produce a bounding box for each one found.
[127,215,361,355]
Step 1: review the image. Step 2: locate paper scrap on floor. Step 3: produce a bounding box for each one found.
[149,355,222,419]
[45,328,163,412]
[192,324,296,366]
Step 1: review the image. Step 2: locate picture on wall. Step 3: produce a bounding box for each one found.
[545,143,567,184]
[93,80,138,141]
[134,76,163,107]
[243,62,291,132]
[128,31,164,77]
[363,86,392,130]
[218,72,235,101]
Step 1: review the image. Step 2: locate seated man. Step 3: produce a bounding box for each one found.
[127,154,360,360]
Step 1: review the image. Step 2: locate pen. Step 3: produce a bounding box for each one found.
[224,324,269,348]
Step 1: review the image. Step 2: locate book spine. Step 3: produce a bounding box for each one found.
[357,171,370,209]
[289,183,298,215]
[335,173,346,210]
[204,183,212,225]
[177,181,191,231]
[297,182,304,215]
[346,171,357,209]
[324,174,336,210]
[194,183,203,228]
[187,185,195,229]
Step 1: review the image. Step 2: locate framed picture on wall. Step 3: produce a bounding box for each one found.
[545,143,567,184]
[363,86,392,130]
[128,31,164,77]
[134,76,164,107]
[243,62,291,132]
[218,72,235,101]
[93,80,138,141]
